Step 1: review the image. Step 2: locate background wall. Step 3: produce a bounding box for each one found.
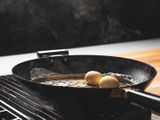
[0,0,160,56]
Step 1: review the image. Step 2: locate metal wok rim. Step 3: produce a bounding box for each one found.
[12,54,157,90]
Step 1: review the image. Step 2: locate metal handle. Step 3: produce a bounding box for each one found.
[126,89,160,112]
[37,49,69,58]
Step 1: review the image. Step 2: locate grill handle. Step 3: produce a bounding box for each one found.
[126,89,160,113]
[37,49,69,58]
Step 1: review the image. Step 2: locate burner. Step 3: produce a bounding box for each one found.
[0,75,151,120]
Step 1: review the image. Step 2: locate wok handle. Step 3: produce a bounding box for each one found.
[37,49,69,58]
[126,89,160,112]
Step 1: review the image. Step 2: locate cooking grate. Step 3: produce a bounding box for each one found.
[0,75,151,120]
[0,99,28,120]
[0,75,63,120]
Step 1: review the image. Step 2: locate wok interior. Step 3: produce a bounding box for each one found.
[12,55,156,87]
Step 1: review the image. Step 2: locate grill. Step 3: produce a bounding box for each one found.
[0,75,63,120]
[0,75,151,120]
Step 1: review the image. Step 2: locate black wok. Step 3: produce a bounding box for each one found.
[12,51,160,112]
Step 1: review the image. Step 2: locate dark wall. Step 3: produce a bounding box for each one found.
[0,0,160,56]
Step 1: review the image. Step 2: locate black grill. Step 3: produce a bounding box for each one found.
[0,75,151,120]
[0,75,63,120]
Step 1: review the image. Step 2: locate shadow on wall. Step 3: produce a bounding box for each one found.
[0,0,160,55]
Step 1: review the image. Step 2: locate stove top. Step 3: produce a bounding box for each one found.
[0,75,151,120]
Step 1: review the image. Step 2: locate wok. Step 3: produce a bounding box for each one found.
[12,50,160,112]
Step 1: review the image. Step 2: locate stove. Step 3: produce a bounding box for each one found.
[0,75,151,120]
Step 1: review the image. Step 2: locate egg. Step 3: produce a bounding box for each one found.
[99,75,119,88]
[84,71,102,86]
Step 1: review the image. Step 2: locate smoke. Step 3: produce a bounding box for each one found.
[0,0,141,55]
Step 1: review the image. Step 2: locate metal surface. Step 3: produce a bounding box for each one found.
[0,75,63,120]
[37,49,69,58]
[0,100,28,120]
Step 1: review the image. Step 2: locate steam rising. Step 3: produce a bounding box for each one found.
[0,0,141,55]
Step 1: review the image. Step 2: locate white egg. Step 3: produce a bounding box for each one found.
[99,75,119,88]
[84,71,102,86]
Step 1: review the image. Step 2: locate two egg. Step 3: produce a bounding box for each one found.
[84,71,119,88]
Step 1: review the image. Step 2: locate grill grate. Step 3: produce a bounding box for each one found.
[0,75,63,120]
[0,99,28,120]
